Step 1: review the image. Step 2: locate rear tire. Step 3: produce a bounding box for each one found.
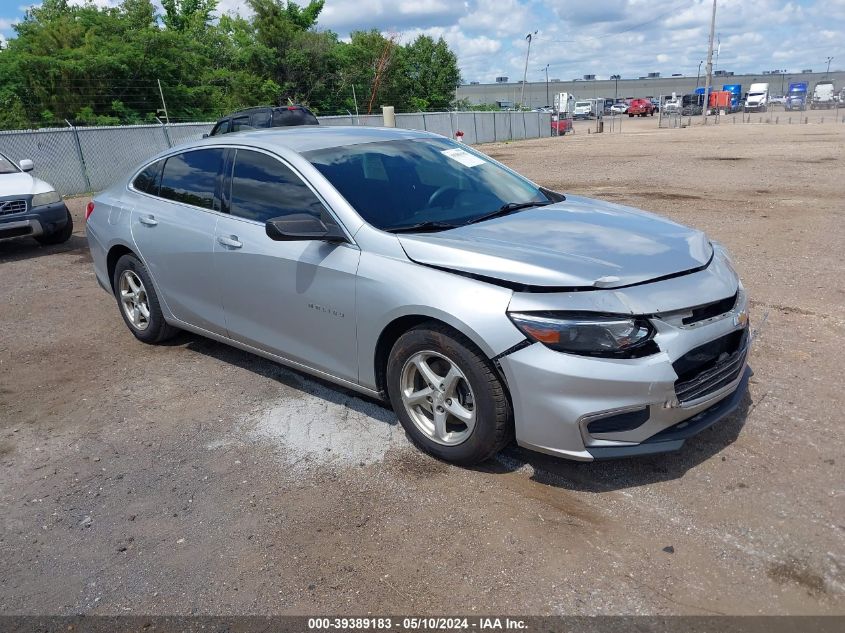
[113,253,179,344]
[387,322,512,466]
[34,210,73,245]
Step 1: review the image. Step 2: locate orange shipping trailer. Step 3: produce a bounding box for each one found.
[709,90,732,111]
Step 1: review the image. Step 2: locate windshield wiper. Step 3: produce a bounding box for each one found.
[386,221,460,234]
[465,200,552,225]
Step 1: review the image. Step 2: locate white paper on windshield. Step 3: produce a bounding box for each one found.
[441,148,486,167]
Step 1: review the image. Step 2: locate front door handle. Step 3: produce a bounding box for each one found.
[139,214,158,226]
[217,235,243,249]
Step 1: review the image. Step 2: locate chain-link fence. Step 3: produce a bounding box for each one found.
[0,122,213,196]
[658,95,845,129]
[0,112,553,196]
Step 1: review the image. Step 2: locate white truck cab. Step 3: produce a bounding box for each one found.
[744,83,769,112]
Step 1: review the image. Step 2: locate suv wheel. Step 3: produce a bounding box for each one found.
[34,210,73,245]
[113,254,178,344]
[387,323,512,465]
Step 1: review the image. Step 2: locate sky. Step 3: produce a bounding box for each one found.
[1,0,843,83]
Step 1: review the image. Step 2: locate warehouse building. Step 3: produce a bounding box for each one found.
[457,70,845,108]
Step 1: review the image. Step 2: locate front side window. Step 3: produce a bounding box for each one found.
[159,149,224,209]
[0,153,19,175]
[232,116,251,132]
[133,159,164,195]
[229,149,326,223]
[304,138,547,231]
[210,120,229,136]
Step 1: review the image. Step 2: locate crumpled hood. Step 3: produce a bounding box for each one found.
[398,195,713,289]
[0,171,51,196]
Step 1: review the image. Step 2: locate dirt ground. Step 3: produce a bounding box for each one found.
[1,118,843,616]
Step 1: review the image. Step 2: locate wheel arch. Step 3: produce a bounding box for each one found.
[106,243,136,291]
[372,310,513,399]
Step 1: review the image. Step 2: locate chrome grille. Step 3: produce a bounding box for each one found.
[0,199,27,216]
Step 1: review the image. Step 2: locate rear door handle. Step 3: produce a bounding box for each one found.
[139,215,158,226]
[217,235,243,249]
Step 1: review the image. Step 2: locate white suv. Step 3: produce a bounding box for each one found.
[0,151,72,245]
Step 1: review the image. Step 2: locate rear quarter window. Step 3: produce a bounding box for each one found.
[133,160,164,195]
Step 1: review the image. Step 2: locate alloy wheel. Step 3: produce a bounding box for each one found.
[119,270,151,331]
[399,350,476,446]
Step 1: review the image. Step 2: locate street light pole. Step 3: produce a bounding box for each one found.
[520,31,538,109]
[695,60,703,91]
[611,74,620,102]
[825,56,834,78]
[540,63,550,107]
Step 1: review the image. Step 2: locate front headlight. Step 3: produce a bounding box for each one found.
[31,191,61,207]
[507,312,657,358]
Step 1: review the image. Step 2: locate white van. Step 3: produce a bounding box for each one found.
[811,81,835,109]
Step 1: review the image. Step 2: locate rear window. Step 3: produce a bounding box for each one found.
[159,149,224,209]
[272,108,319,127]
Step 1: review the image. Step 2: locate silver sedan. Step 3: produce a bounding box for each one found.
[86,127,750,465]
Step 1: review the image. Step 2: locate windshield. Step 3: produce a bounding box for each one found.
[0,153,19,175]
[305,138,548,231]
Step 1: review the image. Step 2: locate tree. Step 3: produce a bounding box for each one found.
[402,35,461,111]
[0,0,464,129]
[160,0,217,32]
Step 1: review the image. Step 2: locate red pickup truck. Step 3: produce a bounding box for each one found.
[550,116,573,135]
[627,99,656,117]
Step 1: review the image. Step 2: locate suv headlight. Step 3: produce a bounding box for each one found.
[507,312,657,358]
[31,191,61,207]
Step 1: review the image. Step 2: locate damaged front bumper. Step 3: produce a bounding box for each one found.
[497,255,751,461]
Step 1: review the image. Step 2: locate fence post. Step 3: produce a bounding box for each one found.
[65,120,91,192]
[158,118,173,147]
[473,112,479,144]
[421,113,427,131]
[509,112,513,141]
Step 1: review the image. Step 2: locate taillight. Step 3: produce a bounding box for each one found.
[85,201,95,221]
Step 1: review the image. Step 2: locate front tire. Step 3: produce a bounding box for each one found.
[387,323,512,466]
[113,254,178,344]
[34,210,73,245]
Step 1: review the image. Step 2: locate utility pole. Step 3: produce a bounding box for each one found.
[540,63,550,107]
[520,31,538,110]
[695,60,703,91]
[157,79,169,125]
[702,0,717,122]
[825,56,833,78]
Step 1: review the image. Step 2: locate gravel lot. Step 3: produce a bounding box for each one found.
[1,118,843,616]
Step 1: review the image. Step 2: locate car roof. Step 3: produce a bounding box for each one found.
[173,126,438,155]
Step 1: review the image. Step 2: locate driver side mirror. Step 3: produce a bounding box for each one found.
[19,159,34,172]
[265,214,347,243]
